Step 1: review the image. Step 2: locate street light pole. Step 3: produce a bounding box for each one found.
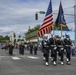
[74,0,76,45]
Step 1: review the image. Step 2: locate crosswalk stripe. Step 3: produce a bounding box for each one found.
[11,57,20,60]
[27,56,39,59]
[0,55,76,60]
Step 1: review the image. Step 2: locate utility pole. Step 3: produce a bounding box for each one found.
[74,0,76,45]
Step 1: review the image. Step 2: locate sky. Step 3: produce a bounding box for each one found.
[0,0,74,37]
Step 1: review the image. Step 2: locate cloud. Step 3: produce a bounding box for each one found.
[0,0,74,37]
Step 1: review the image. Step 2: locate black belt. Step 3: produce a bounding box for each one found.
[44,46,49,47]
[58,45,63,47]
[50,45,56,46]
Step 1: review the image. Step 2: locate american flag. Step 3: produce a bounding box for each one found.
[38,0,53,37]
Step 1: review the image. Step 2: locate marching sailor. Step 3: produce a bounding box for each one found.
[64,35,72,65]
[56,36,64,65]
[42,35,49,66]
[49,35,57,65]
[49,34,54,62]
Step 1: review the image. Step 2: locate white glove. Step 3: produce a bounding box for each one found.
[61,48,63,50]
[54,47,57,50]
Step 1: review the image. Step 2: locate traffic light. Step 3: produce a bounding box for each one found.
[35,13,38,20]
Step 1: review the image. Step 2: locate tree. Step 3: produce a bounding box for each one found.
[18,35,21,38]
[4,35,10,40]
[17,39,24,42]
[25,25,40,34]
[14,39,16,44]
[0,35,10,40]
[0,35,10,43]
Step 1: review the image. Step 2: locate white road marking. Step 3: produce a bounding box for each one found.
[0,55,76,60]
[27,56,39,59]
[11,57,20,60]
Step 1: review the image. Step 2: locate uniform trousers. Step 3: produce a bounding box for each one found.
[65,46,71,61]
[43,47,49,62]
[57,47,64,61]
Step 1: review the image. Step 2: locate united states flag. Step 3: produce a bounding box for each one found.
[38,0,53,37]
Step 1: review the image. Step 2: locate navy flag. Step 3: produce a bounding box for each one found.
[55,1,69,31]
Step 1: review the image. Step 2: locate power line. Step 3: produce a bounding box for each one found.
[53,13,74,16]
[67,21,74,24]
[53,6,74,12]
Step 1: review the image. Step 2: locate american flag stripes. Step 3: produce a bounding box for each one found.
[38,0,53,37]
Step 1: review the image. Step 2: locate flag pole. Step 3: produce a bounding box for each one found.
[52,23,56,46]
[61,25,62,38]
[61,24,63,46]
[60,0,63,46]
[52,23,54,35]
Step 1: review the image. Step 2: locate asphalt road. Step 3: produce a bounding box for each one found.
[0,49,76,75]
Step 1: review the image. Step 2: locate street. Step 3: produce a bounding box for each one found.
[0,49,76,75]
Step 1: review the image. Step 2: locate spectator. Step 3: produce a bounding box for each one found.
[34,44,38,55]
[71,43,75,56]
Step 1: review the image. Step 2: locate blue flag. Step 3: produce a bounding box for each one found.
[55,1,69,31]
